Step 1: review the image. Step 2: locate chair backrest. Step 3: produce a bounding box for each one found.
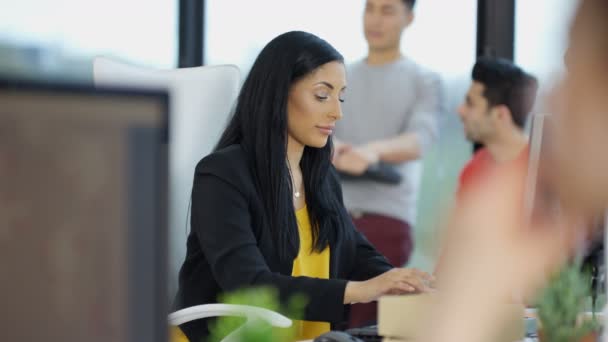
[93,57,241,296]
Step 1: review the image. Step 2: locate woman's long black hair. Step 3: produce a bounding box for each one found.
[215,31,346,262]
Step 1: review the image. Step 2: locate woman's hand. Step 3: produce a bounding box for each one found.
[344,268,435,304]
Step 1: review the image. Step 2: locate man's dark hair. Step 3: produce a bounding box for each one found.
[402,0,416,9]
[472,57,539,129]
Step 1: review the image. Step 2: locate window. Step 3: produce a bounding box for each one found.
[0,0,177,80]
[515,0,578,110]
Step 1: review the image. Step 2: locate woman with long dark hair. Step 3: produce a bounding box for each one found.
[174,31,433,341]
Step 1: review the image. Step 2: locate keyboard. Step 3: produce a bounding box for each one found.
[344,325,382,342]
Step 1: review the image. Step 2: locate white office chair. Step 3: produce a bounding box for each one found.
[93,56,239,296]
[169,304,292,342]
[92,57,292,341]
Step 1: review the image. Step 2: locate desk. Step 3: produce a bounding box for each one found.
[299,338,538,342]
[297,305,540,342]
[298,307,601,341]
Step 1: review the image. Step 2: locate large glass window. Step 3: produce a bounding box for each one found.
[206,1,475,77]
[205,0,367,72]
[0,0,177,80]
[515,0,578,111]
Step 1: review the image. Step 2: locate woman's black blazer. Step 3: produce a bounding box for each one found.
[174,144,393,340]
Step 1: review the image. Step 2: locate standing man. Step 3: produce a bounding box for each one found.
[332,0,442,328]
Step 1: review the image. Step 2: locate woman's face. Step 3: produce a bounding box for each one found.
[287,61,346,149]
[549,0,608,214]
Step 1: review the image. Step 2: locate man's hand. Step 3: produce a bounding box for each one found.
[333,145,380,176]
[332,138,352,163]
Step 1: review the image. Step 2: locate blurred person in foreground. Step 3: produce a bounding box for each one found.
[422,0,608,341]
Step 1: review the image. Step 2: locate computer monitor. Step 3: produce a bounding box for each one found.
[0,79,169,342]
[526,113,606,307]
[524,113,560,224]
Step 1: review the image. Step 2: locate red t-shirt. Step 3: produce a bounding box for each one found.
[434,145,529,275]
[457,146,529,199]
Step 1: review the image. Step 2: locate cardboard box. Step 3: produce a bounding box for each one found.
[378,294,433,340]
[378,294,525,341]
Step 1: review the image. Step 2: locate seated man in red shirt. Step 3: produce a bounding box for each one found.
[435,58,538,274]
[456,57,538,198]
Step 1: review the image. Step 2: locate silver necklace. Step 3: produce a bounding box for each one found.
[293,181,301,198]
[287,160,302,198]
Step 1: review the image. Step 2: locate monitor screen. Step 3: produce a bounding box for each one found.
[0,79,168,342]
[526,113,605,260]
[525,113,561,224]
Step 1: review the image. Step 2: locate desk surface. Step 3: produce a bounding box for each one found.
[298,307,605,341]
[299,339,538,342]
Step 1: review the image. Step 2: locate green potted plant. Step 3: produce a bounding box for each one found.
[208,287,307,342]
[536,262,601,342]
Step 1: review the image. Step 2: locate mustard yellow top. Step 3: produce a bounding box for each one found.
[291,206,331,340]
[170,206,331,342]
[170,326,188,342]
